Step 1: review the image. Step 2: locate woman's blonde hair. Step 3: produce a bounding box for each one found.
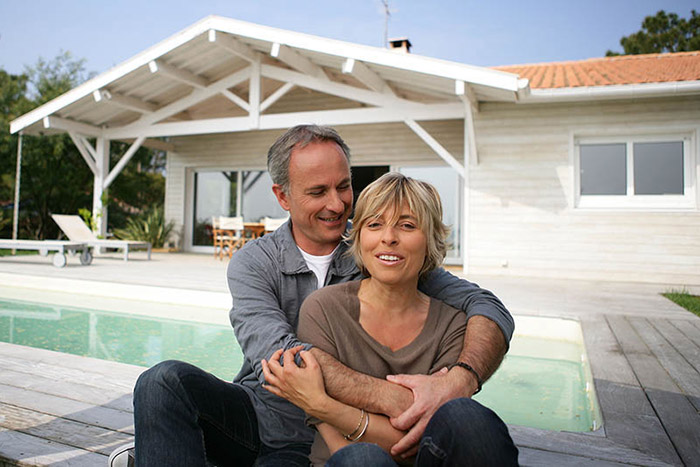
[347,172,450,278]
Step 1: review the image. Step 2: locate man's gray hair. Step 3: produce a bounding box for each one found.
[267,125,351,194]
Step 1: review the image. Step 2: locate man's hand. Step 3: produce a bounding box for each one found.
[387,366,478,457]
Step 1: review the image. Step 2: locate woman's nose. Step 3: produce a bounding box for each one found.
[381,227,398,245]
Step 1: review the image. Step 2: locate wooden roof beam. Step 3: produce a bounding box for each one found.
[208,29,260,62]
[270,43,327,80]
[455,80,479,113]
[148,60,209,89]
[342,58,392,95]
[93,90,157,114]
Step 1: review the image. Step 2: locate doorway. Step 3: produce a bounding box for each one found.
[351,165,390,206]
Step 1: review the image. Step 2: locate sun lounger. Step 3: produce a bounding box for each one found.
[0,239,92,267]
[51,214,151,261]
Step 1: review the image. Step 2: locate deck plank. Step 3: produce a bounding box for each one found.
[518,447,653,467]
[645,389,700,467]
[581,316,637,385]
[651,319,700,374]
[0,428,107,467]
[0,368,133,412]
[0,383,134,434]
[605,316,679,392]
[671,318,700,346]
[0,403,132,456]
[509,425,678,466]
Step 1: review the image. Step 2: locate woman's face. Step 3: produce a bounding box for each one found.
[359,203,428,286]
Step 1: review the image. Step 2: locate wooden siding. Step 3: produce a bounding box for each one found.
[164,95,700,285]
[471,95,700,285]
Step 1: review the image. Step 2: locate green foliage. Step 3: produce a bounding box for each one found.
[662,289,700,317]
[0,51,167,240]
[113,206,176,249]
[607,10,700,56]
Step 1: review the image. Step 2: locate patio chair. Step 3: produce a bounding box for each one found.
[51,214,151,261]
[263,216,289,234]
[212,216,244,260]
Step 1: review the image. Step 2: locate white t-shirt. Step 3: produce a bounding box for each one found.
[298,245,339,289]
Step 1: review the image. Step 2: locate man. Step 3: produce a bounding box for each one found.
[123,125,516,466]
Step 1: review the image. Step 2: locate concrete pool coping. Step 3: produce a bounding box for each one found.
[0,252,699,465]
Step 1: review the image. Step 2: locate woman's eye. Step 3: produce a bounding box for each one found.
[401,223,416,230]
[366,222,381,228]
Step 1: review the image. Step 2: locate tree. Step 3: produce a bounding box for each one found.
[607,10,700,56]
[1,51,168,240]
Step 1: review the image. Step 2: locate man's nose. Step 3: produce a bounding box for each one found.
[326,190,345,212]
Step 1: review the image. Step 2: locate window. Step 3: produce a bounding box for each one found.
[575,135,695,209]
[191,169,287,247]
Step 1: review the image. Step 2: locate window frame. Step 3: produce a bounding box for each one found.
[572,132,697,210]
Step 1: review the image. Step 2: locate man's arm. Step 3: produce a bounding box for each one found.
[311,348,413,418]
[227,247,307,382]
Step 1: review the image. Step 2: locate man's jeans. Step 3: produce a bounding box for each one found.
[326,398,519,466]
[133,360,310,466]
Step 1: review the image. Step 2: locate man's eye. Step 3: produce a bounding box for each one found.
[338,184,351,191]
[308,191,324,196]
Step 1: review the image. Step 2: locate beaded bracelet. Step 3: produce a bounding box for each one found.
[448,361,483,394]
[343,409,365,441]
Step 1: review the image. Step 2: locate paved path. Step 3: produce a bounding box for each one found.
[0,252,699,465]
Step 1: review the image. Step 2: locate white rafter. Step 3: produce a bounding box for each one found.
[404,119,465,177]
[270,43,327,80]
[149,59,209,89]
[342,58,392,95]
[105,67,250,138]
[208,29,259,62]
[220,89,250,111]
[455,80,479,113]
[68,132,98,175]
[94,89,157,114]
[104,136,146,189]
[261,65,425,111]
[260,82,294,112]
[43,116,102,137]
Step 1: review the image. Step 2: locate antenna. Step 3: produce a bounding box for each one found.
[382,0,390,48]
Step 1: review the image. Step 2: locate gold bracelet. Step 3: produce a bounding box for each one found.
[350,412,370,442]
[343,409,365,441]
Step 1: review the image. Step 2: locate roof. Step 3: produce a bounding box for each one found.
[10,15,525,137]
[495,51,700,89]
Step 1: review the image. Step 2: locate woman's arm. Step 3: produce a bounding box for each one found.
[261,347,406,455]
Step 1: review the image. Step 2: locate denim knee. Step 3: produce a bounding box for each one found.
[134,360,197,407]
[418,398,518,466]
[327,443,395,467]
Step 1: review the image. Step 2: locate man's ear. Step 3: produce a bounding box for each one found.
[272,184,291,211]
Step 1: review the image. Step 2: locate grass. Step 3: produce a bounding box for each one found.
[662,288,700,317]
[0,249,38,257]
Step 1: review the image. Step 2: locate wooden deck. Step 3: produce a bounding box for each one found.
[1,314,698,466]
[0,259,699,465]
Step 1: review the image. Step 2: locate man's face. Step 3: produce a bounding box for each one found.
[273,140,353,255]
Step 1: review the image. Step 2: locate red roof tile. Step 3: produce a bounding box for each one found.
[494,51,700,89]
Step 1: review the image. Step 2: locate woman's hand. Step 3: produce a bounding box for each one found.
[261,345,329,415]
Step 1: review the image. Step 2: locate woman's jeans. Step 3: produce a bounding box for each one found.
[326,398,519,466]
[132,360,310,466]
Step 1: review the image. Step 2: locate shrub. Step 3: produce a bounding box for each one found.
[113,206,175,249]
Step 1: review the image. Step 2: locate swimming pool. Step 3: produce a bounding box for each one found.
[0,293,600,433]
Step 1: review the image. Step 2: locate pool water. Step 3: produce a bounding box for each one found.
[0,298,600,433]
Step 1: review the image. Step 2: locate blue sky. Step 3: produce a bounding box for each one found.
[0,0,697,77]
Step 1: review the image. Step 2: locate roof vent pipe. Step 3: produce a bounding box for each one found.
[388,37,412,53]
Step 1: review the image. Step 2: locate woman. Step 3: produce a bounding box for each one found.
[262,173,515,465]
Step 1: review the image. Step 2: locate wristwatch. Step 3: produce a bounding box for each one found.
[448,362,483,394]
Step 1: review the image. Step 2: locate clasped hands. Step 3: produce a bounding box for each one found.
[261,345,474,457]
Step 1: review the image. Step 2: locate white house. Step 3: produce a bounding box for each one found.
[10,16,700,285]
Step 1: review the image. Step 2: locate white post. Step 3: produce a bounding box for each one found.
[94,137,110,237]
[12,133,23,248]
[462,112,470,275]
